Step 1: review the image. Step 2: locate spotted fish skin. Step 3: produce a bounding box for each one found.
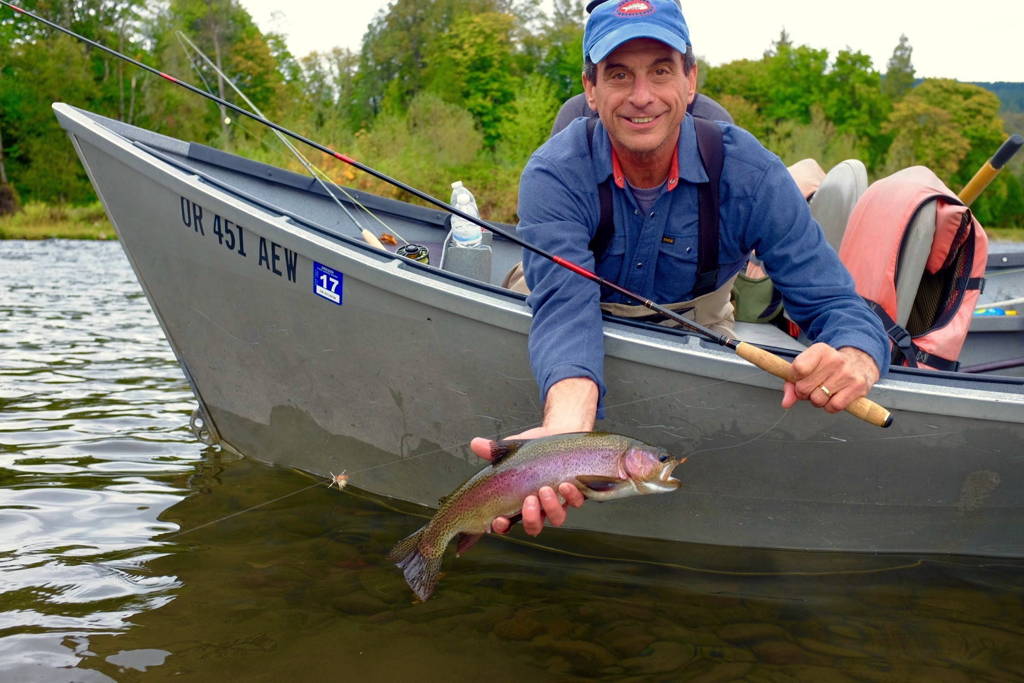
[388,432,685,601]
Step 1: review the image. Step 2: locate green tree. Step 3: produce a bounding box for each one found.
[2,35,97,203]
[496,74,560,165]
[0,8,15,206]
[350,0,512,127]
[0,0,155,204]
[883,96,970,180]
[520,0,585,106]
[349,91,483,204]
[702,59,772,137]
[424,11,519,147]
[764,106,860,171]
[885,79,1005,187]
[762,42,829,123]
[882,34,915,101]
[703,36,834,133]
[972,171,1024,228]
[154,0,291,147]
[298,47,358,140]
[823,49,891,167]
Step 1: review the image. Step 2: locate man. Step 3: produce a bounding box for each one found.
[471,0,889,536]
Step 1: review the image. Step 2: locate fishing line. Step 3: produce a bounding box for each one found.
[321,472,927,578]
[306,364,772,482]
[684,408,789,458]
[81,479,326,572]
[498,535,926,577]
[164,480,325,539]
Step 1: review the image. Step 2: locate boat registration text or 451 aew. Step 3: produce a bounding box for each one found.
[179,196,299,284]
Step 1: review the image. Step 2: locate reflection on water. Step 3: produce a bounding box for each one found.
[2,240,1024,682]
[1,240,200,680]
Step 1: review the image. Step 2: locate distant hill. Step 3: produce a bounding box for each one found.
[972,82,1024,113]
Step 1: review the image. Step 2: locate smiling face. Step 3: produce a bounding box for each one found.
[584,38,696,179]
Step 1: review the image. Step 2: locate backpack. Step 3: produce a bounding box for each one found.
[838,166,988,371]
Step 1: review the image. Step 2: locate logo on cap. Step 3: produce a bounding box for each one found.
[616,0,655,16]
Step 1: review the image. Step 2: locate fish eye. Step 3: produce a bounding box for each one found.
[658,454,668,462]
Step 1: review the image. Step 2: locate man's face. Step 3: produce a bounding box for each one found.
[583,38,696,161]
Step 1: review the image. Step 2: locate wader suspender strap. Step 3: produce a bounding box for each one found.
[586,116,616,258]
[692,117,723,296]
[586,115,724,297]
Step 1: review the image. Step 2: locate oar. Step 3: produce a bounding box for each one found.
[1,0,893,428]
[959,134,1024,206]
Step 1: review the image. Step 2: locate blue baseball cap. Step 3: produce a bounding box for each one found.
[583,0,691,64]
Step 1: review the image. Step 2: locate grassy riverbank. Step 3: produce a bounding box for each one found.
[988,226,1024,241]
[0,202,114,240]
[1,201,1022,242]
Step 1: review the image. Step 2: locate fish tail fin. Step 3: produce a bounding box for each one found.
[388,526,443,601]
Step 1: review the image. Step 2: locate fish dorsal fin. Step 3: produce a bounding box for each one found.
[576,474,625,492]
[489,439,529,466]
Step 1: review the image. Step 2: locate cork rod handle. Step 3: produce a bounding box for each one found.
[735,342,893,428]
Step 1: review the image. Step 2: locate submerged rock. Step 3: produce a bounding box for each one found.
[618,640,695,675]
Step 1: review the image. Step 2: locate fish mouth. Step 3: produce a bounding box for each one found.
[648,459,684,491]
[658,460,682,482]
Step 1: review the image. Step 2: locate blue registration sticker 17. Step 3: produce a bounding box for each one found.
[313,262,343,305]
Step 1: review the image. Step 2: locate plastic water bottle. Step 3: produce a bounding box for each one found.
[449,180,482,248]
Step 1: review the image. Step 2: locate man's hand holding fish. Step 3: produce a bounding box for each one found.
[470,376,598,536]
[470,431,585,537]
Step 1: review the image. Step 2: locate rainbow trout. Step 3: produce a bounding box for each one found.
[388,432,685,601]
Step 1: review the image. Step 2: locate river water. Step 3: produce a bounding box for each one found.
[2,239,1024,682]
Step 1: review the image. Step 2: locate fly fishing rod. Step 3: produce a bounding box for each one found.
[2,0,892,428]
[173,29,406,250]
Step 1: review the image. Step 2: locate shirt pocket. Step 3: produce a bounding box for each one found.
[654,226,700,302]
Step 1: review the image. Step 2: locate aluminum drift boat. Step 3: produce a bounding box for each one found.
[55,103,1024,558]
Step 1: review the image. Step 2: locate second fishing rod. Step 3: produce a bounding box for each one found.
[1,0,892,428]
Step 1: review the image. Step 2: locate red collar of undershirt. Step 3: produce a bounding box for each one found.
[610,143,680,192]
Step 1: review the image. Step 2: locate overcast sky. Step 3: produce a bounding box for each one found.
[238,0,1021,84]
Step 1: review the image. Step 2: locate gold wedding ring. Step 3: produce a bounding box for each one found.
[818,385,832,398]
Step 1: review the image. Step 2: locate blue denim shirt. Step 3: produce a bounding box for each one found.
[517,115,890,416]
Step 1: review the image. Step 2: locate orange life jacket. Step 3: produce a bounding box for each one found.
[838,166,988,372]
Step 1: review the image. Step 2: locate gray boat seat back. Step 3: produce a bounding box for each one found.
[809,160,868,251]
[895,200,937,328]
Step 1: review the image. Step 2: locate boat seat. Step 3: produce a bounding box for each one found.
[895,201,937,328]
[809,159,868,252]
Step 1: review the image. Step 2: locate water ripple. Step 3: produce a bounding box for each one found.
[1,241,204,672]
